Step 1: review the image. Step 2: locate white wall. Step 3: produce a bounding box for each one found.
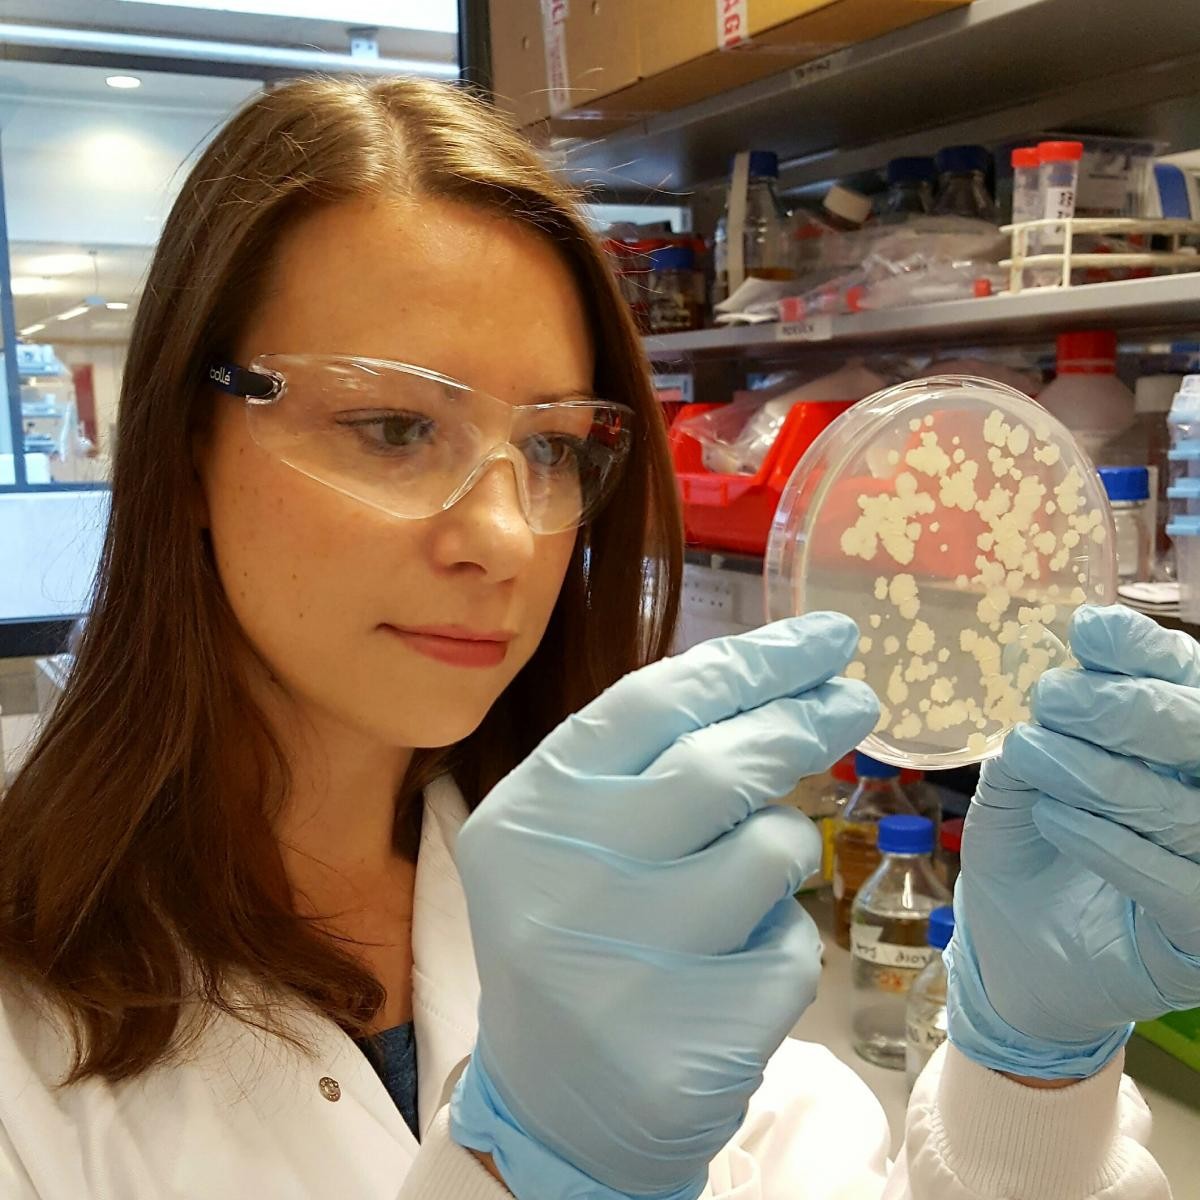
[1,95,249,248]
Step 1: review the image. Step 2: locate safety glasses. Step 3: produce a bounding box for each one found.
[206,354,634,534]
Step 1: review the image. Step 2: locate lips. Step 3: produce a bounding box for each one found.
[394,625,515,643]
[381,624,514,669]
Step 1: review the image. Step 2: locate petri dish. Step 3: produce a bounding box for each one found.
[764,376,1117,770]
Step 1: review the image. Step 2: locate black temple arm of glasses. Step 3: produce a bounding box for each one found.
[206,361,281,401]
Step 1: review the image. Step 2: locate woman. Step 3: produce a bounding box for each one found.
[0,77,1195,1199]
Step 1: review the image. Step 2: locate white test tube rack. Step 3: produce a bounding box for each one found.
[1001,216,1200,293]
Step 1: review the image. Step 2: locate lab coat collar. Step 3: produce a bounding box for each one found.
[411,774,480,1135]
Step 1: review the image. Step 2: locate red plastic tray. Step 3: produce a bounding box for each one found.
[669,398,855,556]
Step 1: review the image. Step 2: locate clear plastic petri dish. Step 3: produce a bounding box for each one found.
[764,375,1117,770]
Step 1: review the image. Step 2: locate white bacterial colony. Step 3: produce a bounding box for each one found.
[835,405,1107,755]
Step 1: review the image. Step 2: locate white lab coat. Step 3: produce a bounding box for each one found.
[0,776,1171,1199]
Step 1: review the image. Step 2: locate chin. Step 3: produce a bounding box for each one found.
[361,688,500,751]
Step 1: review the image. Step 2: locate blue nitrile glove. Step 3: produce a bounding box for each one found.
[948,604,1200,1079]
[449,614,879,1200]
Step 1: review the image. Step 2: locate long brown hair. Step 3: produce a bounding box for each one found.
[0,76,681,1083]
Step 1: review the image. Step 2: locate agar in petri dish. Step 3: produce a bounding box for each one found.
[764,376,1117,770]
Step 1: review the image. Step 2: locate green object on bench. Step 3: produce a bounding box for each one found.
[1135,1008,1200,1073]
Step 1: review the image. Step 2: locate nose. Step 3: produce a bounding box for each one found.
[428,453,536,579]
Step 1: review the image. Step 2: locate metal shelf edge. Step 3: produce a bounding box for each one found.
[645,276,1200,359]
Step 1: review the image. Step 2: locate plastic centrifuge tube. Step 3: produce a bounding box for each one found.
[1034,140,1083,286]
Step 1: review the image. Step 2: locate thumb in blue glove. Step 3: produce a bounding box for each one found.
[450,613,879,1200]
[948,604,1200,1079]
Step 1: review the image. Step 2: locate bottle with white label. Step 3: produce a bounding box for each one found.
[905,905,955,1090]
[850,816,950,1069]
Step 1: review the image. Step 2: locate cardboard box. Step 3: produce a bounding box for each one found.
[491,0,972,135]
[490,0,642,133]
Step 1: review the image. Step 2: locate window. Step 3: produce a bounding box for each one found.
[0,62,264,629]
[1,62,264,491]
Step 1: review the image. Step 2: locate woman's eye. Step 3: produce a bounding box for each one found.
[337,411,435,452]
[523,433,582,472]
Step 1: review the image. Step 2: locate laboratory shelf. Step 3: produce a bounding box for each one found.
[645,275,1200,362]
[561,0,1200,198]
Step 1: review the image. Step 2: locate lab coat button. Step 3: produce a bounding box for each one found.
[319,1076,341,1102]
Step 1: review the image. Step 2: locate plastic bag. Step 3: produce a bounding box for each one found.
[773,216,1007,318]
[676,361,890,476]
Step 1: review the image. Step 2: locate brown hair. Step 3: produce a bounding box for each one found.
[0,76,681,1083]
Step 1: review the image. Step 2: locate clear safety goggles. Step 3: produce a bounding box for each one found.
[206,354,634,534]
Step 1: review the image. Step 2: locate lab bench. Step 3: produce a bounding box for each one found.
[793,890,1200,1183]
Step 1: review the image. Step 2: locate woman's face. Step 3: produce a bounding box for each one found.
[197,196,591,749]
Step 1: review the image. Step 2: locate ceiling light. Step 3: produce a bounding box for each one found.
[22,254,92,276]
[56,306,90,322]
[20,323,46,336]
[10,276,54,296]
[106,75,142,89]
[105,301,130,310]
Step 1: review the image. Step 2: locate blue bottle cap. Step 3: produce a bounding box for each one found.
[854,751,900,779]
[745,150,779,178]
[886,156,937,185]
[935,144,991,176]
[927,905,955,950]
[648,244,695,271]
[1098,465,1150,502]
[878,815,935,855]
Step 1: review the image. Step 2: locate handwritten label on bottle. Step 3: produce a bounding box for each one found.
[906,1014,948,1052]
[851,927,936,970]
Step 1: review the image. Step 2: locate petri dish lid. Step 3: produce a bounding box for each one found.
[764,376,1117,770]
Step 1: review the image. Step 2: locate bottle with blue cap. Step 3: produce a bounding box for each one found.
[1099,465,1151,581]
[931,144,996,221]
[711,149,793,308]
[883,156,936,217]
[849,815,951,1070]
[905,905,955,1090]
[832,752,923,950]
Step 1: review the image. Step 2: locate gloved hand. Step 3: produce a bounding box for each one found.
[450,614,879,1200]
[948,604,1200,1079]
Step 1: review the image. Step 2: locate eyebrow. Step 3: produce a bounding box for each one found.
[526,390,603,406]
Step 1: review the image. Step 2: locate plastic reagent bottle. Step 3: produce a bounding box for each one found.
[1037,330,1136,465]
[905,905,955,1090]
[883,157,936,216]
[832,753,921,950]
[850,815,951,1069]
[1129,374,1184,580]
[1099,466,1152,581]
[712,150,792,306]
[932,145,996,222]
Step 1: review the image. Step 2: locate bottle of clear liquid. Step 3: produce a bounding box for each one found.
[883,156,936,217]
[932,145,996,222]
[712,150,793,307]
[905,905,954,1090]
[1099,467,1152,581]
[832,754,920,950]
[850,816,951,1069]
